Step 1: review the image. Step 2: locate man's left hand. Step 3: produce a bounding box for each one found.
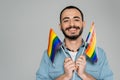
[76,55,86,77]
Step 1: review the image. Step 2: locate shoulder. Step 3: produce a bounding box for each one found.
[96,46,108,62]
[41,50,48,58]
[41,50,51,64]
[96,46,106,56]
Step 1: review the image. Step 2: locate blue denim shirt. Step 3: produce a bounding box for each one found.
[36,42,113,80]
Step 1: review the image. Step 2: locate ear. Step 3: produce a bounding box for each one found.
[82,21,86,28]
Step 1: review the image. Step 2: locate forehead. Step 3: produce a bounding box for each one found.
[61,8,81,19]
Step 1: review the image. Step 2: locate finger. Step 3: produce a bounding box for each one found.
[77,55,86,62]
[64,60,74,67]
[67,63,76,70]
[64,57,72,63]
[76,58,84,63]
[76,61,83,65]
[76,61,82,66]
[69,65,76,71]
[79,55,85,60]
[76,57,86,63]
[76,58,86,66]
[64,61,76,72]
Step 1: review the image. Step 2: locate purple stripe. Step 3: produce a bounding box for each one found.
[50,36,62,63]
[86,32,91,42]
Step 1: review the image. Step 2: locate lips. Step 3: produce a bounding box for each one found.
[68,28,77,32]
[65,26,80,31]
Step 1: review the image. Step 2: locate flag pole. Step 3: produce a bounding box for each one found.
[81,42,87,55]
[61,46,68,57]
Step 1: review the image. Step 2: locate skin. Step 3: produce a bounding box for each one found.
[56,8,96,80]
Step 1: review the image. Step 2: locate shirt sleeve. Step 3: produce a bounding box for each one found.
[36,51,52,80]
[97,47,114,80]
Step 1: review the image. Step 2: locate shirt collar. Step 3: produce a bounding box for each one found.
[60,38,86,52]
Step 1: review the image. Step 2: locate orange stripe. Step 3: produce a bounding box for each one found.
[87,34,96,57]
[85,30,95,53]
[85,30,96,57]
[47,29,57,57]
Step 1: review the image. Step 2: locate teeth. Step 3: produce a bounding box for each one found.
[69,28,76,31]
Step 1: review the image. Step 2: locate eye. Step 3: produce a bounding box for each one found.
[74,19,80,21]
[63,19,69,23]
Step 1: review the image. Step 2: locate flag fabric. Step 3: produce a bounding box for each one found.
[47,28,62,63]
[85,22,98,62]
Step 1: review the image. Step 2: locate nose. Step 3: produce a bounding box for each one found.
[70,20,74,26]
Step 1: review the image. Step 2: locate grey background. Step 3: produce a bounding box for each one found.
[0,0,120,80]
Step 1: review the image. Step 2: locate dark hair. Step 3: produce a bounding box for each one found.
[60,6,84,23]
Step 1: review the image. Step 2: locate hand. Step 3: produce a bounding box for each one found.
[76,55,86,77]
[64,57,76,79]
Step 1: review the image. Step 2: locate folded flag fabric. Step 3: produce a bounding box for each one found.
[85,22,98,62]
[47,28,62,63]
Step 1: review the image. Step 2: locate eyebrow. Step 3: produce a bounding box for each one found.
[62,17,69,21]
[73,16,81,19]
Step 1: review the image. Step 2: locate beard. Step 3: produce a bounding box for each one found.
[61,26,83,40]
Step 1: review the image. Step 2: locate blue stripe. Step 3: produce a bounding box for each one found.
[91,50,97,62]
[50,36,62,63]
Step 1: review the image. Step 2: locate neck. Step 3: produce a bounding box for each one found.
[65,37,82,52]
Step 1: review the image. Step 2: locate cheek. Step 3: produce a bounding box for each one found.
[75,21,83,26]
[61,24,68,30]
[76,23,82,27]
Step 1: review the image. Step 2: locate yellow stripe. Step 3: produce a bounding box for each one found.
[48,29,57,57]
[87,31,96,57]
[89,37,96,57]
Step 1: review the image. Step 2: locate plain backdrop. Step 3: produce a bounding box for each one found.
[0,0,120,80]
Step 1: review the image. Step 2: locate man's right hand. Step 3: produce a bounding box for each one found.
[64,57,76,79]
[55,58,76,80]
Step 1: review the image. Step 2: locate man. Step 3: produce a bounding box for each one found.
[36,6,113,80]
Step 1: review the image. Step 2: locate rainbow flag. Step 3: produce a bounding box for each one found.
[47,28,62,63]
[85,22,98,62]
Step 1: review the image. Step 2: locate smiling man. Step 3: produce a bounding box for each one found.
[36,6,113,80]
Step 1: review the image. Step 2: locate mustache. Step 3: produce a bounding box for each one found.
[65,26,80,31]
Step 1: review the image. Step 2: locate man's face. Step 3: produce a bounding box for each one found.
[60,8,85,40]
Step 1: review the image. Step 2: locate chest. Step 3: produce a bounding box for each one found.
[48,53,100,79]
